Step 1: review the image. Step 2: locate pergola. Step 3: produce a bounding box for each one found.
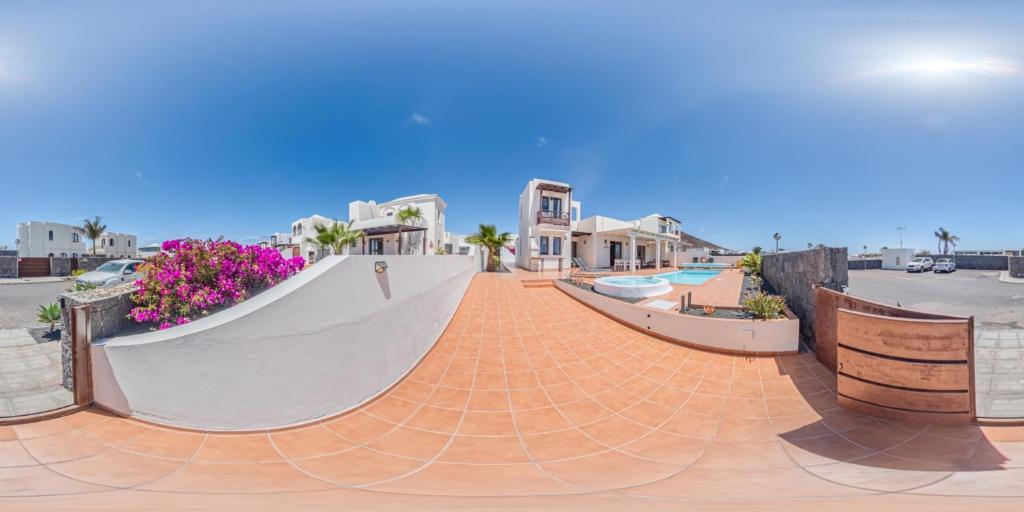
[600,227,678,272]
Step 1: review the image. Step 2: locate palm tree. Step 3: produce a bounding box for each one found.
[396,207,424,255]
[306,221,365,257]
[751,246,763,255]
[773,232,781,253]
[467,224,513,272]
[934,227,960,255]
[82,216,106,255]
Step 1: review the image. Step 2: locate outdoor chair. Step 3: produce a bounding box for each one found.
[570,257,611,284]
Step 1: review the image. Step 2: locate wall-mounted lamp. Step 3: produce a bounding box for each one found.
[375,261,388,273]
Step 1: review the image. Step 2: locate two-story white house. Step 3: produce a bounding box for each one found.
[347,194,446,256]
[516,179,580,272]
[290,215,335,263]
[97,231,138,258]
[16,221,87,257]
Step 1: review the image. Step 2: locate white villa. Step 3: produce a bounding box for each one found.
[346,194,446,256]
[286,194,447,261]
[290,215,334,263]
[17,221,137,258]
[516,179,580,272]
[516,179,694,272]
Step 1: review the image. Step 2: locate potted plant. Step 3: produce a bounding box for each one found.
[702,305,716,316]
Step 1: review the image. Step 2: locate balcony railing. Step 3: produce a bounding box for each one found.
[537,210,570,226]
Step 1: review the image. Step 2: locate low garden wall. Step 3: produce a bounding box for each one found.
[50,257,73,276]
[848,259,881,270]
[1010,256,1024,278]
[58,284,136,389]
[0,256,16,278]
[90,254,478,430]
[554,280,799,355]
[762,247,848,348]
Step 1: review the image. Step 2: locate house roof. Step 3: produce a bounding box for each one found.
[350,216,427,236]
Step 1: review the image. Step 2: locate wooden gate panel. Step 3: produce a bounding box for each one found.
[18,257,50,277]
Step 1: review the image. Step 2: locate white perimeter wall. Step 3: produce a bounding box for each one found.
[555,280,799,355]
[91,254,478,430]
[882,248,915,270]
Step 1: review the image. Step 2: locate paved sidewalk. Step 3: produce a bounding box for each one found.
[0,276,71,285]
[0,328,73,417]
[975,326,1024,419]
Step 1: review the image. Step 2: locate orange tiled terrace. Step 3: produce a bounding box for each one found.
[2,272,1023,511]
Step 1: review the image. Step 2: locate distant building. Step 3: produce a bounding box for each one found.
[882,248,915,270]
[16,221,87,257]
[96,232,138,258]
[290,215,334,263]
[347,194,447,256]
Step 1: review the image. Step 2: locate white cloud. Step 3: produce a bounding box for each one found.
[852,55,1022,82]
[536,137,548,147]
[410,112,430,125]
[135,171,145,182]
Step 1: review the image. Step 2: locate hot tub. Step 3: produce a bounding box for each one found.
[593,276,672,299]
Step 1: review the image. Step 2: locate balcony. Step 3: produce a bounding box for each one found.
[537,210,570,227]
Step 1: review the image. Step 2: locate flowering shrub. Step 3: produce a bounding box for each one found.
[129,239,305,329]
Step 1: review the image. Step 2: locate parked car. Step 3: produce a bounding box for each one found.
[906,257,934,273]
[137,244,163,259]
[933,258,956,273]
[75,259,144,288]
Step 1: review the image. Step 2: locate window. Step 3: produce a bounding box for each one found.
[571,206,579,221]
[550,197,562,213]
[541,196,549,212]
[72,233,80,243]
[128,240,131,247]
[48,230,53,241]
[102,239,106,247]
[539,236,549,255]
[110,238,114,246]
[61,253,66,257]
[552,237,561,256]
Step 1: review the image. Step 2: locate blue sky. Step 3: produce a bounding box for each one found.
[1,1,1022,252]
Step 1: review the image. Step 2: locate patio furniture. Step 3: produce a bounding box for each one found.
[570,257,611,284]
[614,259,629,272]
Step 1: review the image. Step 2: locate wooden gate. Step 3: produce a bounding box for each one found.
[835,308,974,424]
[18,257,50,277]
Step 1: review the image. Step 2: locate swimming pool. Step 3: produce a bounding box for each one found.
[655,269,722,285]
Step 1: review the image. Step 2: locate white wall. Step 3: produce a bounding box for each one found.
[555,280,799,355]
[17,221,87,257]
[882,248,916,270]
[91,254,478,430]
[677,249,743,267]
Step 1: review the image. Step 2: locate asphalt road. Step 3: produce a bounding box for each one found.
[0,282,71,329]
[847,269,1024,328]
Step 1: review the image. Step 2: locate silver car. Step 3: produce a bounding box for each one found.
[933,258,956,273]
[75,259,144,288]
[906,257,934,273]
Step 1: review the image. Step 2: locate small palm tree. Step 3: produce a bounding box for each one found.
[751,246,762,255]
[773,232,781,253]
[934,227,960,255]
[307,221,365,256]
[396,207,424,255]
[37,303,61,333]
[82,216,106,255]
[740,252,762,276]
[467,224,513,272]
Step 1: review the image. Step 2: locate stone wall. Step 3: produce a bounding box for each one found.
[917,254,1009,271]
[762,247,848,348]
[0,256,16,278]
[1011,256,1024,278]
[50,257,73,276]
[0,250,16,257]
[78,256,115,272]
[58,284,136,390]
[848,259,881,270]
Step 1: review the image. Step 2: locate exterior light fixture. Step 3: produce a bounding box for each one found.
[375,261,388,273]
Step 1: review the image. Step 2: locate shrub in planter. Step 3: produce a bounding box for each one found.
[742,292,786,320]
[129,239,305,329]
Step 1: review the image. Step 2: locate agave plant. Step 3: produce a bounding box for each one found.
[742,292,786,320]
[37,303,61,333]
[68,281,97,293]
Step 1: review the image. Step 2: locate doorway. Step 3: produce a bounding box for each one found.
[609,241,622,267]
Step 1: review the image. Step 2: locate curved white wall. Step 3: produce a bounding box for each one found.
[91,255,477,430]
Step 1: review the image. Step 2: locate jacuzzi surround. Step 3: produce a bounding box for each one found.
[593,275,672,299]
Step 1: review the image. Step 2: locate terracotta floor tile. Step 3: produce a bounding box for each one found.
[370,462,576,496]
[692,440,793,469]
[467,389,510,411]
[659,411,722,440]
[458,410,517,436]
[579,414,651,447]
[117,427,206,461]
[521,429,608,462]
[20,431,109,464]
[0,465,110,496]
[513,406,572,434]
[47,448,183,487]
[557,398,612,425]
[194,434,282,463]
[403,405,462,434]
[439,435,529,464]
[715,418,778,442]
[425,387,471,409]
[142,460,334,493]
[618,430,709,465]
[270,425,353,460]
[368,426,451,460]
[540,450,678,489]
[0,440,37,468]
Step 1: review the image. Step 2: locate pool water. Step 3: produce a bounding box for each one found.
[655,269,722,285]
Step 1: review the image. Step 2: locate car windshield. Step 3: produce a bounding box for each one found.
[938,259,951,263]
[95,262,126,273]
[912,258,925,263]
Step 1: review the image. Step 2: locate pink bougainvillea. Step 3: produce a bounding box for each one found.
[129,239,305,329]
